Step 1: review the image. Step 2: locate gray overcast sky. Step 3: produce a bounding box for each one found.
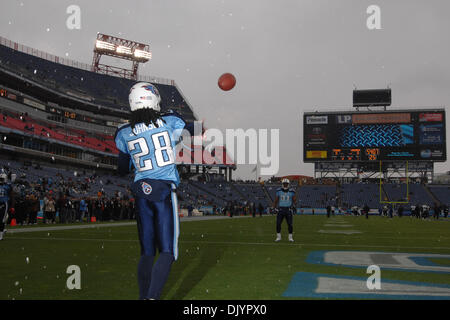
[1,0,449,179]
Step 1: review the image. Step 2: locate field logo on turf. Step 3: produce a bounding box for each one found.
[366,265,381,290]
[66,265,81,290]
[282,251,450,299]
[307,251,450,273]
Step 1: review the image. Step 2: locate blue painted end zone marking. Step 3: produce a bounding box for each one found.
[282,272,450,300]
[306,250,450,274]
[409,256,442,268]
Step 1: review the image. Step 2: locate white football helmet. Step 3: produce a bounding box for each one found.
[128,82,161,112]
[281,178,289,189]
[0,173,7,183]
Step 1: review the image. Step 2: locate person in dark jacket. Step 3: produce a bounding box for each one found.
[397,205,404,218]
[258,203,264,217]
[363,204,370,219]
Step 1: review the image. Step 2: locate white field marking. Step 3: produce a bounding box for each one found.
[6,222,136,234]
[316,277,450,296]
[6,237,450,250]
[6,216,250,234]
[50,231,450,242]
[318,230,362,235]
[324,222,348,224]
[8,228,449,242]
[323,224,354,227]
[324,251,450,273]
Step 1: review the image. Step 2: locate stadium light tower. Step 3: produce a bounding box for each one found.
[92,33,152,80]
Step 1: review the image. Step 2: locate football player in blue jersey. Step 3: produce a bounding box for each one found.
[272,178,296,242]
[0,172,13,241]
[115,82,195,300]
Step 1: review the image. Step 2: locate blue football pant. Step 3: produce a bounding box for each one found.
[135,189,179,299]
[136,194,178,258]
[276,208,293,234]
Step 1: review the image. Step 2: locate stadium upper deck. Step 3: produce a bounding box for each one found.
[0,35,196,121]
[0,35,235,173]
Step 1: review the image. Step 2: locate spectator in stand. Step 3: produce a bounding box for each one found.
[44,194,56,224]
[433,203,441,220]
[422,205,430,219]
[94,198,102,221]
[414,203,421,219]
[79,198,88,222]
[397,205,404,218]
[258,203,264,217]
[230,201,236,218]
[381,206,388,217]
[67,199,75,223]
[119,199,126,220]
[113,197,121,220]
[15,195,26,225]
[363,204,370,219]
[29,193,39,225]
[24,194,32,225]
[57,193,67,223]
[104,198,113,221]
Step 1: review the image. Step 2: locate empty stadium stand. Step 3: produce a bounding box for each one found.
[297,185,338,208]
[340,183,382,209]
[383,183,435,206]
[0,109,117,154]
[0,40,194,120]
[428,185,450,206]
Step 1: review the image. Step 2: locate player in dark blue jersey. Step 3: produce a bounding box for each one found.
[0,172,13,240]
[115,82,195,300]
[272,178,296,242]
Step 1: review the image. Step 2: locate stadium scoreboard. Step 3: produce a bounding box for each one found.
[303,109,446,162]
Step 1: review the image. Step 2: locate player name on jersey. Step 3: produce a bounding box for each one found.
[131,119,167,135]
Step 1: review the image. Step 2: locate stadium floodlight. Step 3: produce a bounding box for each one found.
[116,46,132,55]
[95,40,115,51]
[92,33,152,80]
[134,49,152,60]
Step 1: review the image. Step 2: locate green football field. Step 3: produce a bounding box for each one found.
[1,215,449,300]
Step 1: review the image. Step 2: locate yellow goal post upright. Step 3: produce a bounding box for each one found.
[379,160,410,204]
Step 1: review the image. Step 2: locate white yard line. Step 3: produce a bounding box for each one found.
[5,236,450,250]
[5,216,249,234]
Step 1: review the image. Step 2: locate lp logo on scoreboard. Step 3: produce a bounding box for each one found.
[337,115,352,124]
